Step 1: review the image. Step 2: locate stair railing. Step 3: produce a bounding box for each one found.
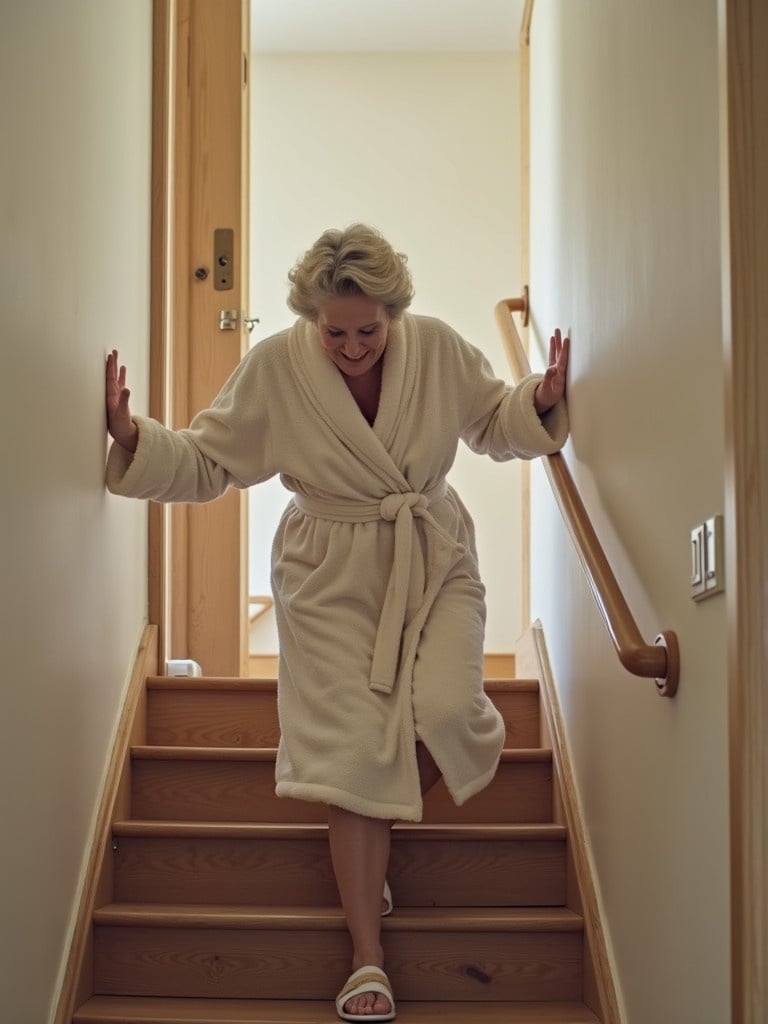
[495,295,679,697]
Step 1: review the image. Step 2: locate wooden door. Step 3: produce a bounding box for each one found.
[151,0,250,676]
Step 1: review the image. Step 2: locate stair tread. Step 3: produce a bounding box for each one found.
[112,819,567,840]
[147,675,539,692]
[130,745,552,762]
[74,995,600,1023]
[94,903,583,931]
[148,677,279,691]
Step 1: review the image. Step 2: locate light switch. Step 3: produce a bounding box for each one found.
[691,515,725,601]
[690,523,706,599]
[704,515,725,595]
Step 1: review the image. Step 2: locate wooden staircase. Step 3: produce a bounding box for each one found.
[72,661,603,1023]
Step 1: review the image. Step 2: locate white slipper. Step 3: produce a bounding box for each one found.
[382,879,393,917]
[336,965,396,1022]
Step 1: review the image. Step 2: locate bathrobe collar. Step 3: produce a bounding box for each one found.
[286,316,415,490]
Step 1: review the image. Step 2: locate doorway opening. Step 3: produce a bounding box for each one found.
[246,10,525,665]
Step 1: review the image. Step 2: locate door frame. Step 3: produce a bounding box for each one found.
[719,2,768,1019]
[150,0,250,676]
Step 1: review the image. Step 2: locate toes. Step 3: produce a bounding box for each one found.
[344,990,391,1015]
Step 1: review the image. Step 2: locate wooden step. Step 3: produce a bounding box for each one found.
[145,677,541,749]
[111,821,567,907]
[74,994,601,1022]
[146,678,281,749]
[92,904,583,1002]
[130,748,553,825]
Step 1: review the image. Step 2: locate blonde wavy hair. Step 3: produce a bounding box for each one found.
[287,224,414,320]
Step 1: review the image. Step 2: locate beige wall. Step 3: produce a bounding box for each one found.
[0,3,152,1021]
[248,52,523,652]
[528,2,729,1021]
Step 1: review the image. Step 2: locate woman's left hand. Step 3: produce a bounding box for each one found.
[534,328,569,414]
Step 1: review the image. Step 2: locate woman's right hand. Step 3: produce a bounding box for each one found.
[106,350,139,453]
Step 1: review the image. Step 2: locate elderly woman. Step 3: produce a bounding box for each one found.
[105,223,569,1022]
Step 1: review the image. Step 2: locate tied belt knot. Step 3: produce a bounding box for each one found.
[293,482,465,695]
[379,491,428,521]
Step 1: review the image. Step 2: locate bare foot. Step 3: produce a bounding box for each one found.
[344,988,392,1016]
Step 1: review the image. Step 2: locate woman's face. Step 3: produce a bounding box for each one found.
[316,294,390,379]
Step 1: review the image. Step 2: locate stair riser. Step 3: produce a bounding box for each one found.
[113,836,567,907]
[131,760,553,824]
[94,926,582,1001]
[147,691,280,749]
[145,690,540,750]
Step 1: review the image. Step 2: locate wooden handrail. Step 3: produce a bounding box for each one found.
[495,296,679,697]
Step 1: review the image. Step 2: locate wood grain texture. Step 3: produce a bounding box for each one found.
[720,1,768,1020]
[112,829,566,907]
[147,688,281,748]
[130,749,553,825]
[93,908,583,1001]
[168,0,249,675]
[68,615,612,1020]
[144,678,540,749]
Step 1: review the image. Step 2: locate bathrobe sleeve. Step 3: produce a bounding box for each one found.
[454,331,569,461]
[106,341,279,503]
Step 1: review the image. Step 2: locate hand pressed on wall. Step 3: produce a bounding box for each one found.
[105,350,139,453]
[534,328,569,414]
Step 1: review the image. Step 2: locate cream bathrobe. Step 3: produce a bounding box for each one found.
[107,313,568,821]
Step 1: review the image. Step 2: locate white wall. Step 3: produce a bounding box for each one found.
[528,3,729,1021]
[249,52,523,652]
[0,3,152,1021]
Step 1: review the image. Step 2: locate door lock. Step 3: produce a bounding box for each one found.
[213,228,234,291]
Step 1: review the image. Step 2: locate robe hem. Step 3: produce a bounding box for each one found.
[443,758,501,808]
[275,780,424,823]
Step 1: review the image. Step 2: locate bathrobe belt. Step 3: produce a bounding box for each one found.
[293,482,465,695]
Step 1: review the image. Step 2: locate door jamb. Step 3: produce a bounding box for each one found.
[149,0,175,667]
[719,2,768,1020]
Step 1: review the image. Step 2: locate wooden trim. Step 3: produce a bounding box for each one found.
[517,622,622,1024]
[169,0,191,662]
[521,0,535,45]
[495,298,680,697]
[247,653,280,678]
[248,594,274,623]
[719,2,768,1020]
[148,0,175,665]
[518,0,533,629]
[243,652,517,682]
[482,652,517,679]
[52,626,158,1024]
[167,0,249,675]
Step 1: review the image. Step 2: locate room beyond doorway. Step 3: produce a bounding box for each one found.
[247,21,525,659]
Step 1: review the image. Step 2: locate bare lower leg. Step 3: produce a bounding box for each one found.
[329,745,441,1017]
[328,806,392,1015]
[416,740,442,796]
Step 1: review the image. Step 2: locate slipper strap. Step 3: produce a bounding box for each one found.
[338,969,392,1003]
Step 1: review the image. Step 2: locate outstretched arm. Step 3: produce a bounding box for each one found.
[106,350,139,452]
[533,328,569,415]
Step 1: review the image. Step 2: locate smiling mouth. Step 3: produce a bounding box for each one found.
[341,351,368,361]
